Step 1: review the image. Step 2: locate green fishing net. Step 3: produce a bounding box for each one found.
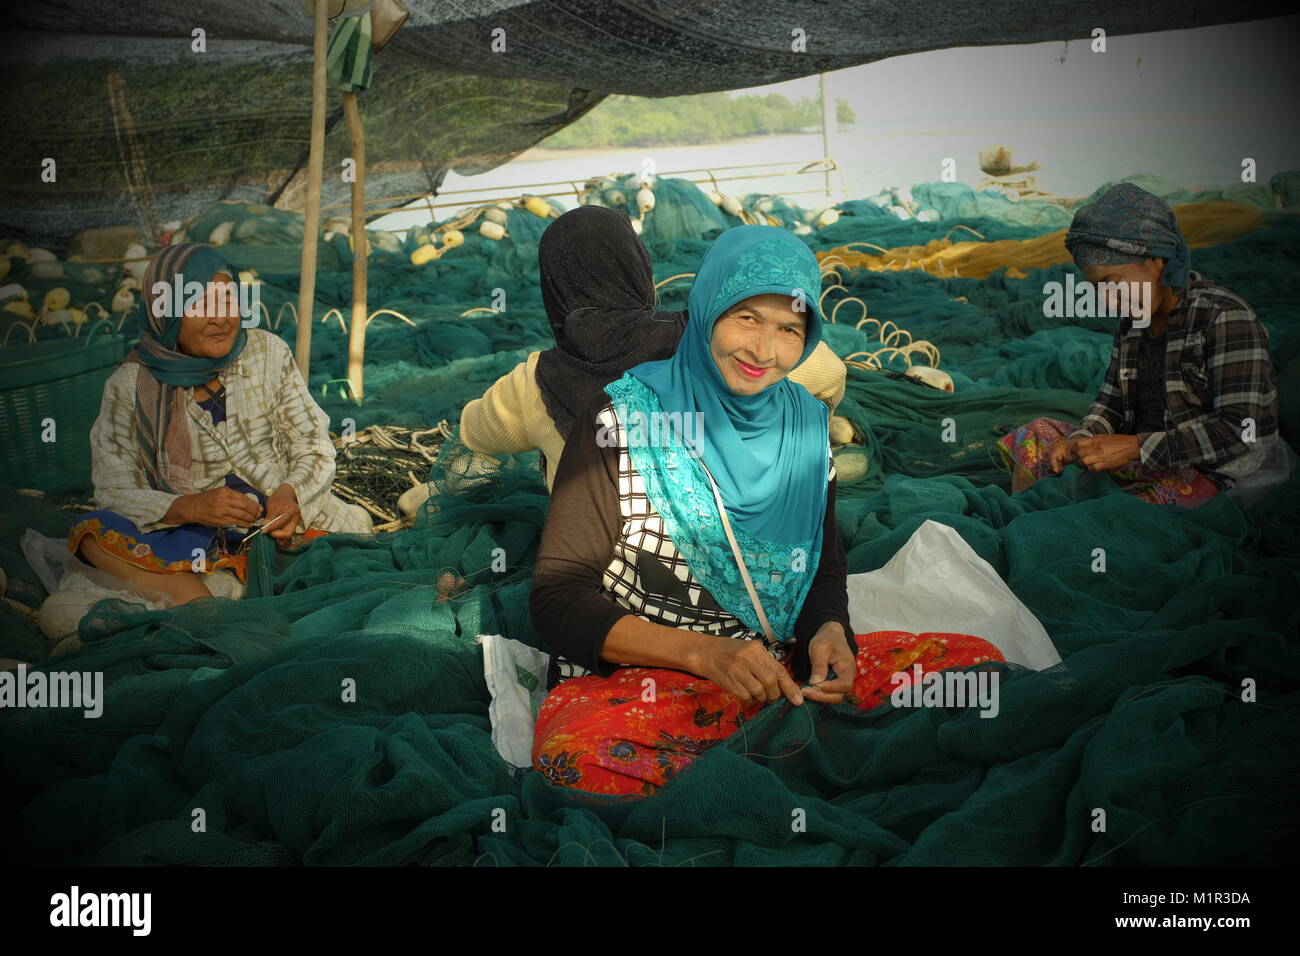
[1,175,1296,866]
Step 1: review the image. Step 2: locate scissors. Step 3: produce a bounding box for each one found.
[236,510,290,550]
[214,510,290,557]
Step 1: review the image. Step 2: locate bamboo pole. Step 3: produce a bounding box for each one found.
[106,73,160,246]
[819,73,835,201]
[343,90,368,401]
[295,0,329,380]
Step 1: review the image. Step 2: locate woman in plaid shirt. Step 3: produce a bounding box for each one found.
[997,184,1282,508]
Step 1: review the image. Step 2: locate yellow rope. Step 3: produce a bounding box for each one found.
[365,309,416,330]
[654,273,695,291]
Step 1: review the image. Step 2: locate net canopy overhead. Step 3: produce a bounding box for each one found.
[0,0,1281,240]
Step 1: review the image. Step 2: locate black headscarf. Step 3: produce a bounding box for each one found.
[535,205,686,438]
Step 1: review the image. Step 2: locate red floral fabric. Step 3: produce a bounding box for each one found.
[532,630,1004,796]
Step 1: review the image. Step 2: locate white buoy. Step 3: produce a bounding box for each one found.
[398,483,433,519]
[636,188,656,215]
[124,244,148,282]
[817,208,840,227]
[833,449,870,483]
[209,221,236,246]
[829,416,855,445]
[111,286,136,313]
[479,221,506,241]
[720,195,742,217]
[905,365,955,392]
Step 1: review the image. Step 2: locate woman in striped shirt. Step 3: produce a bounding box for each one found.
[68,243,370,607]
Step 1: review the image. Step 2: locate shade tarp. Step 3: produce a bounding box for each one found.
[0,1,1284,240]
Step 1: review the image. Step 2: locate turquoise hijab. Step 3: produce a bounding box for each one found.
[604,225,830,641]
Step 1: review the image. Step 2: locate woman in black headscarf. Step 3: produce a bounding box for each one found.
[459,205,847,490]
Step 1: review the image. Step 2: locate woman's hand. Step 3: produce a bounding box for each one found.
[696,636,805,706]
[1048,437,1081,473]
[804,622,856,704]
[263,484,302,540]
[170,487,262,527]
[1075,434,1141,472]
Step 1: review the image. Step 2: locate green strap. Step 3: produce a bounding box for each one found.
[326,11,374,93]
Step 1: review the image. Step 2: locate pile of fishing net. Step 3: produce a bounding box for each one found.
[2,422,1296,866]
[1,173,1297,866]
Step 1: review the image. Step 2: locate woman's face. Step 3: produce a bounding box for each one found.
[709,293,808,396]
[175,274,240,359]
[1079,258,1168,322]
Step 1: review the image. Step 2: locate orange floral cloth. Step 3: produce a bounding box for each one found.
[69,514,250,582]
[996,416,1219,507]
[532,630,1004,796]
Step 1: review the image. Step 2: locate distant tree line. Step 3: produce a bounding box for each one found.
[543,92,856,149]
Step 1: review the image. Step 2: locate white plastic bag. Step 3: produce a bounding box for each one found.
[22,529,173,608]
[477,634,550,769]
[846,519,1061,671]
[1223,437,1296,507]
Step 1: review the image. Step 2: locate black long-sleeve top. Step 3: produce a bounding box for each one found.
[530,393,854,689]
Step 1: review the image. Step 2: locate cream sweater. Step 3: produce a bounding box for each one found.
[459,342,848,491]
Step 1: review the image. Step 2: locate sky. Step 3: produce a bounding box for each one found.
[730,16,1299,132]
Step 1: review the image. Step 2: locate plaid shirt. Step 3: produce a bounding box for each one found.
[1071,271,1279,482]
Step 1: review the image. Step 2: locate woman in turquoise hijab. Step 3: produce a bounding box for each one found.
[529,225,1001,795]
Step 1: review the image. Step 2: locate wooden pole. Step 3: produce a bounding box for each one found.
[295,0,329,380]
[343,90,368,401]
[819,73,835,201]
[106,73,160,246]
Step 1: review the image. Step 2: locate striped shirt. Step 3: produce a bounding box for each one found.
[1070,271,1279,483]
[89,329,372,535]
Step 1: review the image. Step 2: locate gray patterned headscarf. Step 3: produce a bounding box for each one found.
[1065,183,1191,290]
